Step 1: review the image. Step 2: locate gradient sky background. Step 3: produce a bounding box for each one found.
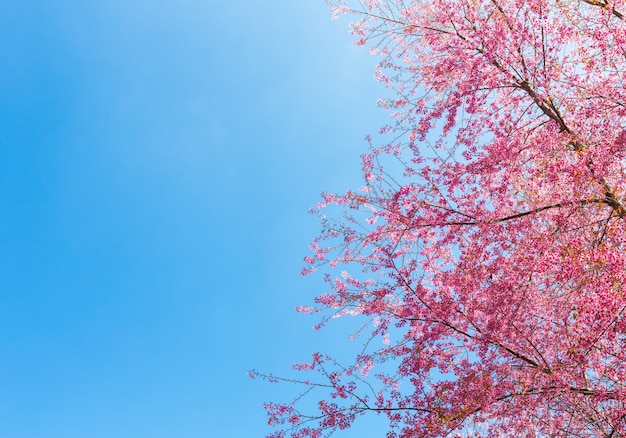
[0,1,394,436]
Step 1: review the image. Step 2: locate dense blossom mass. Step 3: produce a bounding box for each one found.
[258,0,626,436]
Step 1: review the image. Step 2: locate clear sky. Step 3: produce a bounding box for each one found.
[0,1,392,436]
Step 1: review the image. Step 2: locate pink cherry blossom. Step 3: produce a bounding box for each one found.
[260,0,626,436]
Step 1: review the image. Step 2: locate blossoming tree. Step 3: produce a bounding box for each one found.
[258,0,626,436]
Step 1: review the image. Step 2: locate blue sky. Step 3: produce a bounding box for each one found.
[0,1,393,436]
